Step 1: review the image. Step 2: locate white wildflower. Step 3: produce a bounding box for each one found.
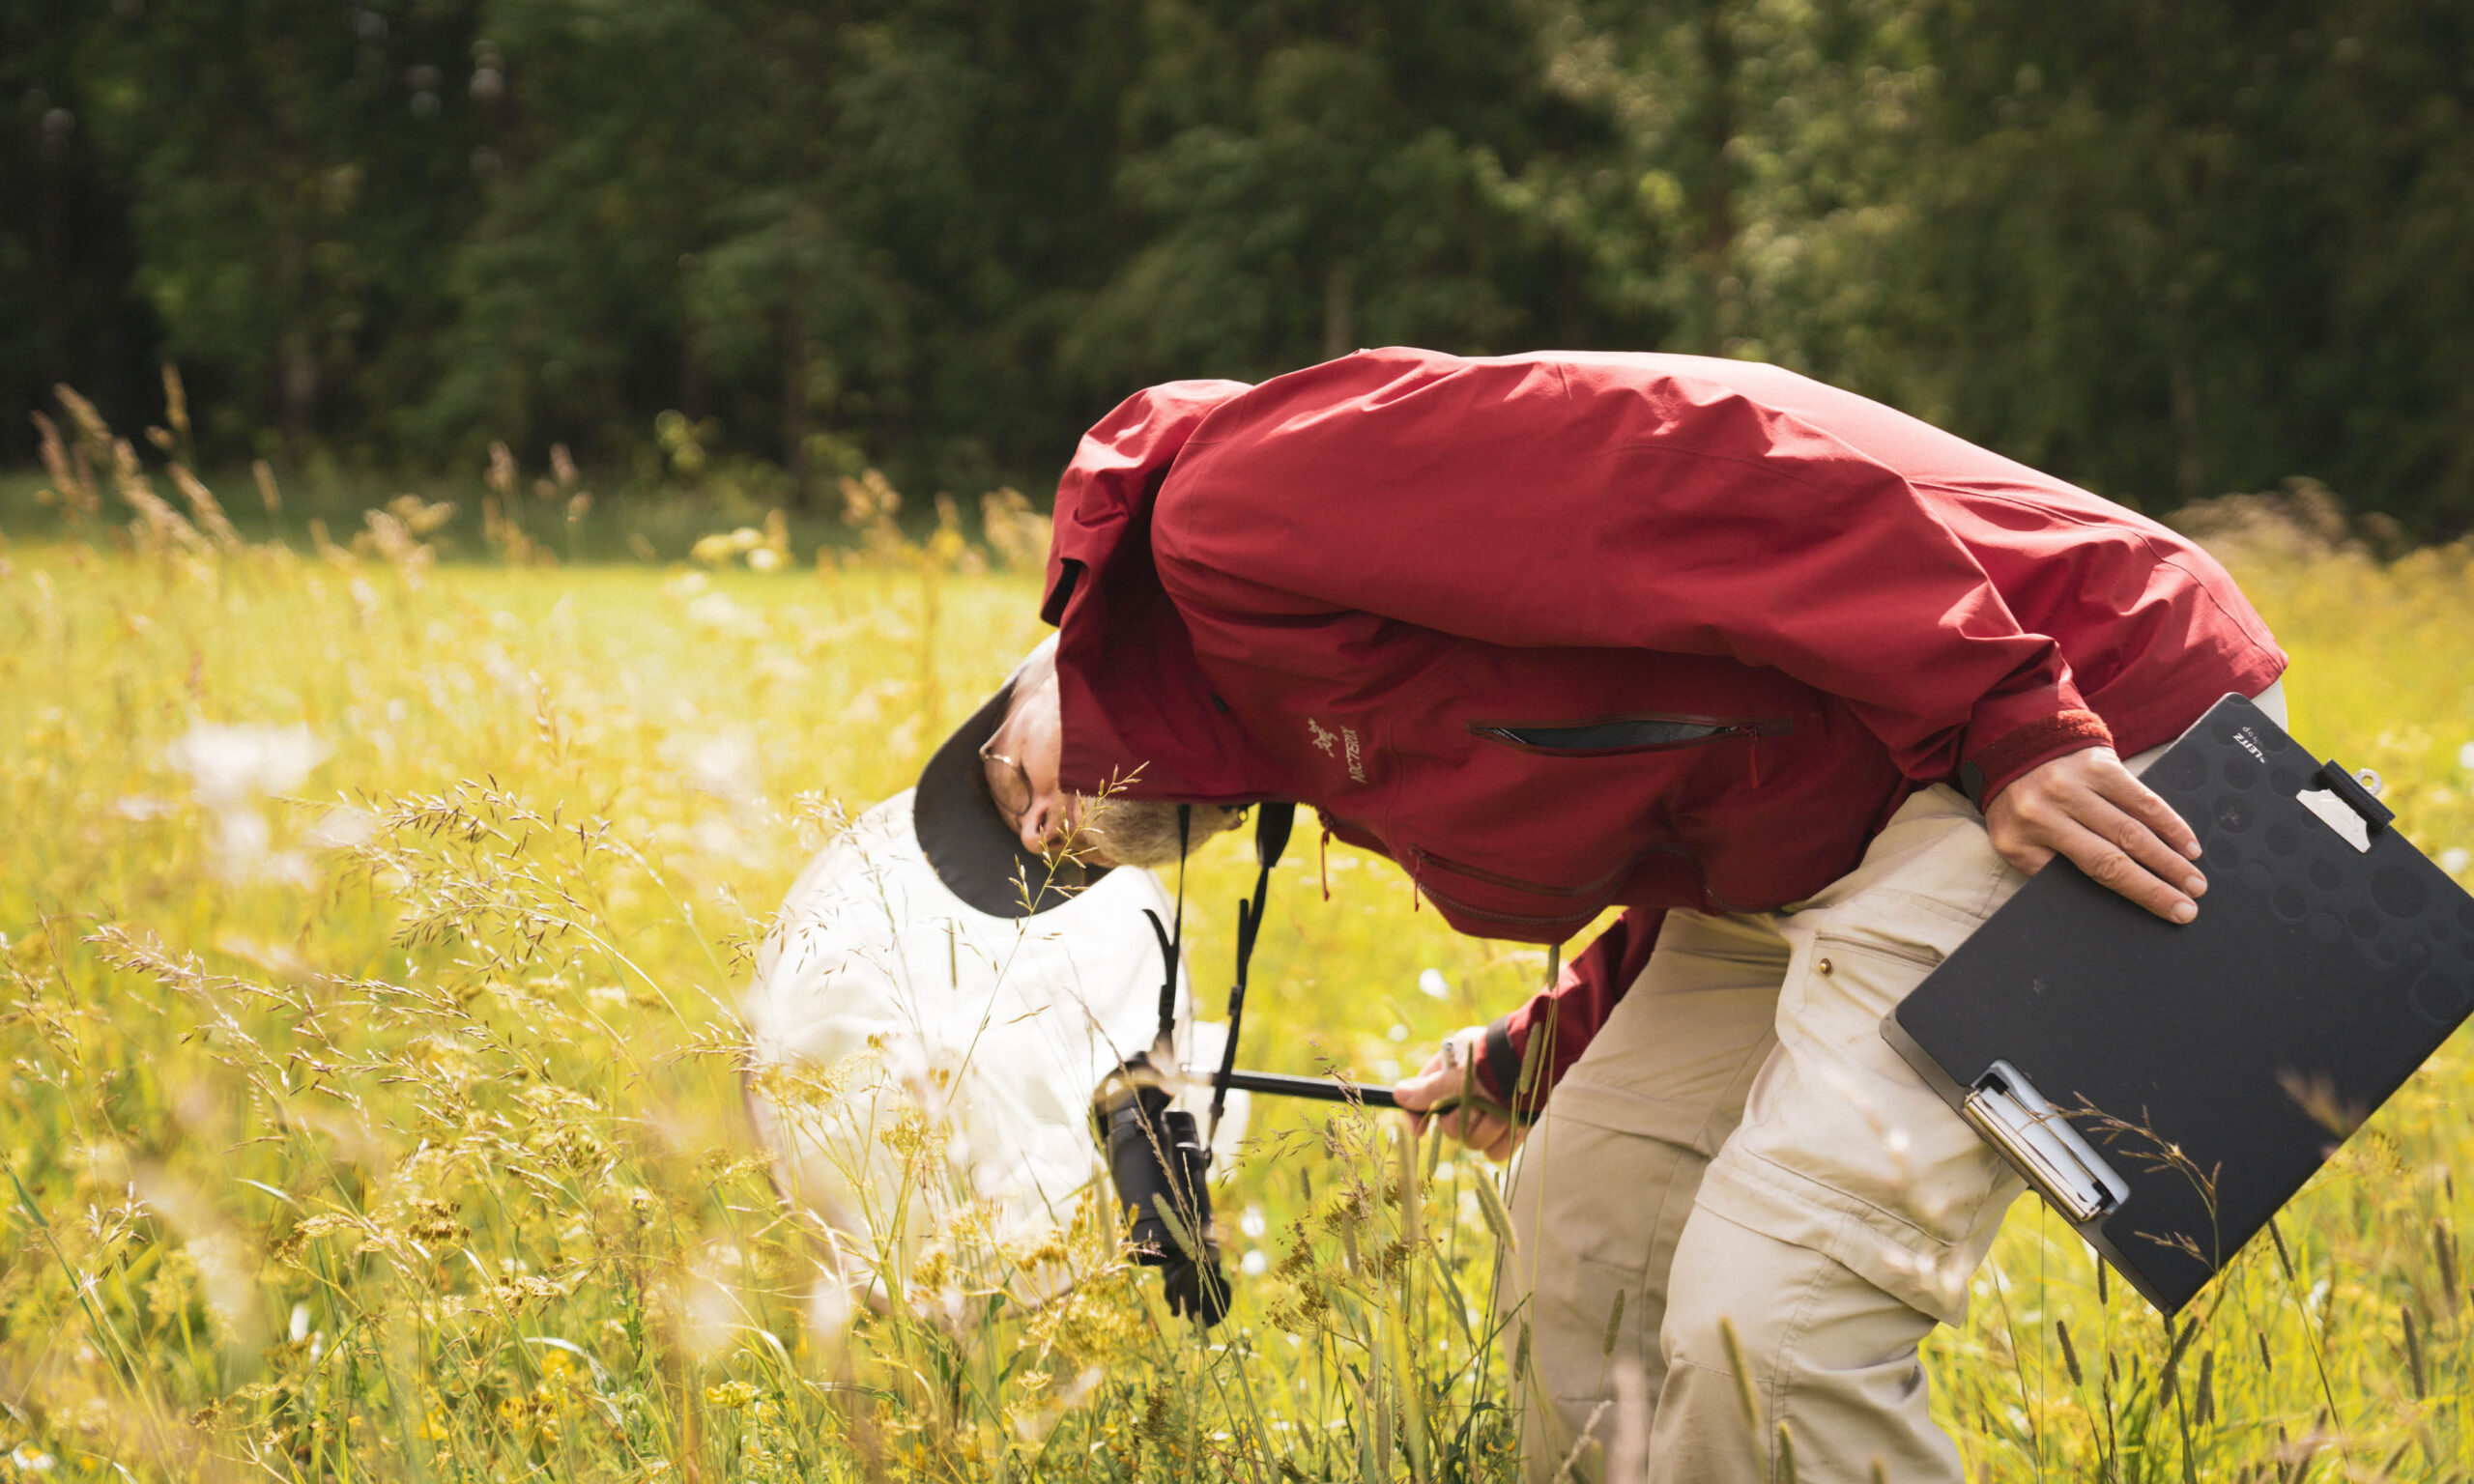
[163,723,328,808]
[217,810,273,865]
[684,590,758,635]
[671,1242,747,1361]
[804,1272,855,1363]
[675,729,762,805]
[162,722,327,883]
[304,804,378,851]
[688,816,745,859]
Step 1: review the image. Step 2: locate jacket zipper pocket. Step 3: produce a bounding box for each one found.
[1468,714,1791,758]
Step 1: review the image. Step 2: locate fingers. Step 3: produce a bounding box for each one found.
[1397,1027,1523,1156]
[1452,1108,1514,1160]
[1988,749,2208,923]
[1392,1043,1465,1114]
[1403,1103,1505,1148]
[2045,808,2202,923]
[2075,783,2207,898]
[1404,1099,1514,1159]
[1443,1085,1516,1159]
[2086,753,2204,863]
[1993,835,2057,878]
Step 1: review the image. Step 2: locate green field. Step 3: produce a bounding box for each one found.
[8,462,2474,1481]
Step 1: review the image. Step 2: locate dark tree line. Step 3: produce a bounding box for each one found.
[8,0,2473,532]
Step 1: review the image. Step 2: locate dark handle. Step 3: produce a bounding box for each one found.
[1190,1066,1401,1109]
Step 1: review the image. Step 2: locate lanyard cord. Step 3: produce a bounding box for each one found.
[1137,803,1295,1141]
[1209,803,1294,1142]
[1142,806,1191,1054]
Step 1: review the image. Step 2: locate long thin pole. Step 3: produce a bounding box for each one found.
[1190,1066,1401,1110]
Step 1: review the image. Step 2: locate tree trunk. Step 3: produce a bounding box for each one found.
[781,308,811,508]
[680,326,708,424]
[1322,263,1356,362]
[279,326,318,460]
[273,202,316,460]
[1696,0,1739,356]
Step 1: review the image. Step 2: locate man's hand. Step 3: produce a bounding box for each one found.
[1984,747,2207,923]
[1393,1026,1521,1162]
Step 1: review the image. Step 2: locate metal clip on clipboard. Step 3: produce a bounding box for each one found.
[1960,1060,2131,1223]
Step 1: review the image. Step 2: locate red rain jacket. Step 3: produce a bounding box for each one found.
[1041,349,2285,1104]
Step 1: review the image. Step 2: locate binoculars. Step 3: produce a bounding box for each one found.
[1092,1067,1229,1327]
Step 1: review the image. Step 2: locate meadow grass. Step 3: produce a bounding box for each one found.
[5,430,2474,1481]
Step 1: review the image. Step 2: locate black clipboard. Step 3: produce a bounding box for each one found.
[1884,694,2474,1315]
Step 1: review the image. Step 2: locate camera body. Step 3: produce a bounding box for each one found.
[1093,1063,1228,1327]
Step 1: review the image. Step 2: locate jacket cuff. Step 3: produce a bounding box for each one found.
[1965,708,2114,805]
[1479,1016,1523,1107]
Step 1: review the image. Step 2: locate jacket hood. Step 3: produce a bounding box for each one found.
[1042,380,1287,802]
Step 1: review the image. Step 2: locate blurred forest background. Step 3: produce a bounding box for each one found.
[7,0,2474,533]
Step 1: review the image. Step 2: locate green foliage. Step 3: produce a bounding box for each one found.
[0,0,163,462]
[12,1,2474,529]
[1064,0,1611,386]
[81,0,496,459]
[1894,0,2474,529]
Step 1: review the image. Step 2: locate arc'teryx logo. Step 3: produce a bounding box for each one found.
[1305,717,1366,784]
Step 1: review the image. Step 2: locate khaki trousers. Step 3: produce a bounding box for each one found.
[1503,683,2285,1483]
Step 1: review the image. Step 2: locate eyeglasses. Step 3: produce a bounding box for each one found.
[979,738,1035,840]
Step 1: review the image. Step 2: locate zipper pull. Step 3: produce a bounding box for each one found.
[1318,823,1333,902]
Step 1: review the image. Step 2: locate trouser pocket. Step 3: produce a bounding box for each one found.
[1698,806,2026,1323]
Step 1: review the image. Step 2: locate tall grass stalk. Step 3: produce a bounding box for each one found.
[7,395,2474,1479]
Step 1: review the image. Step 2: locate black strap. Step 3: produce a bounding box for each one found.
[1209,803,1295,1141]
[1172,805,1190,960]
[1137,811,1197,1053]
[1141,909,1176,1046]
[1143,806,1191,1051]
